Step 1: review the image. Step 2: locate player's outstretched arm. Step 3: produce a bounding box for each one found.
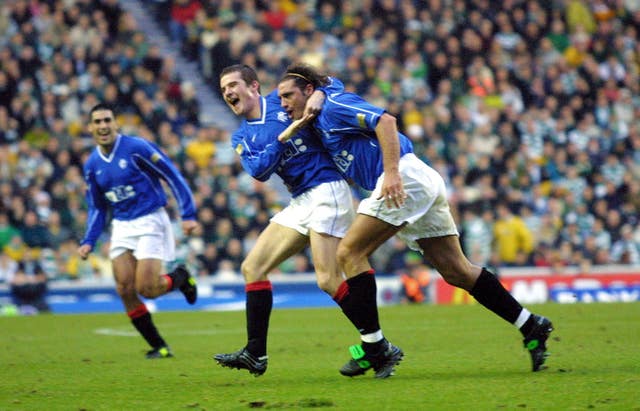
[278,113,315,143]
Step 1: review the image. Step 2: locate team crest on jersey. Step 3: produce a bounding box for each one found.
[333,150,354,174]
[356,113,366,128]
[119,159,127,169]
[277,111,289,122]
[235,143,244,155]
[151,152,161,163]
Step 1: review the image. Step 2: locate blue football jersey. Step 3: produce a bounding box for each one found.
[80,134,196,248]
[314,92,414,191]
[231,79,345,198]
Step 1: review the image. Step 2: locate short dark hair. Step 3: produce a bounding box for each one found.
[280,63,329,90]
[220,64,260,93]
[89,103,116,118]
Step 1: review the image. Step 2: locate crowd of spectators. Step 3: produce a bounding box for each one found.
[1,0,639,291]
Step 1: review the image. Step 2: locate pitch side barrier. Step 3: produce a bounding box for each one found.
[0,266,638,314]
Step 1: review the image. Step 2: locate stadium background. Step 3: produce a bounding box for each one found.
[0,0,639,313]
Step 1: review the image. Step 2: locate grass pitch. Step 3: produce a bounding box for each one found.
[1,302,638,410]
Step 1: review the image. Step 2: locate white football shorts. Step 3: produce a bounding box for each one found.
[109,208,175,261]
[357,153,459,252]
[271,179,355,238]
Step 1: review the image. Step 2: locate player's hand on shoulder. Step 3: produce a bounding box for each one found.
[304,91,326,117]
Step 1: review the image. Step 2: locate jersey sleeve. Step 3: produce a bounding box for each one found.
[80,163,108,249]
[134,139,197,220]
[231,130,287,182]
[325,93,385,131]
[318,76,345,95]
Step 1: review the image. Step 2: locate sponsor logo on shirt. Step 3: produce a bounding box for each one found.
[105,185,135,203]
[332,150,354,174]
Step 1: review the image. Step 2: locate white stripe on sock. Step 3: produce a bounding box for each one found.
[361,330,384,343]
[515,308,531,329]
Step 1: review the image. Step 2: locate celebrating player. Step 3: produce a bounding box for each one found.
[213,64,402,377]
[277,63,553,373]
[77,103,200,359]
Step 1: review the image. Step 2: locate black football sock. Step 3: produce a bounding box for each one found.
[470,268,529,328]
[334,270,382,352]
[128,304,167,348]
[519,314,538,337]
[165,267,187,291]
[245,281,273,357]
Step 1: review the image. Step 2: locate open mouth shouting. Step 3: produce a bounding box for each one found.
[226,95,241,112]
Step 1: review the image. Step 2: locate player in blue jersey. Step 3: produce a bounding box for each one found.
[213,64,402,378]
[77,103,201,359]
[277,63,554,373]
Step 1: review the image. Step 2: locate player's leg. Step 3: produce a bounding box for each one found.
[419,235,553,371]
[133,211,198,304]
[112,251,171,358]
[132,257,196,303]
[306,179,356,296]
[335,214,404,378]
[214,222,308,376]
[133,258,166,298]
[308,230,343,296]
[417,235,480,290]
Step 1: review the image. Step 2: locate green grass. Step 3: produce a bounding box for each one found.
[1,302,639,410]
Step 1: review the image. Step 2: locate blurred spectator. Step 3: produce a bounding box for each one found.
[0,212,19,250]
[169,0,201,47]
[19,210,51,250]
[215,259,238,280]
[9,247,49,312]
[185,125,215,169]
[399,253,431,304]
[610,224,640,265]
[219,237,243,273]
[461,207,493,266]
[291,253,313,274]
[196,242,221,277]
[493,203,534,266]
[0,250,18,284]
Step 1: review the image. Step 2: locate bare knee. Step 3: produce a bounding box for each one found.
[315,276,331,294]
[136,283,157,299]
[116,281,136,299]
[315,271,341,295]
[240,259,265,283]
[336,243,369,276]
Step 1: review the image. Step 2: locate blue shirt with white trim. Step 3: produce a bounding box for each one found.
[231,78,345,197]
[80,134,196,248]
[313,92,414,191]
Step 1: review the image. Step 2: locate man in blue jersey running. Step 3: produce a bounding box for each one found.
[77,103,201,359]
[213,64,402,377]
[277,63,554,374]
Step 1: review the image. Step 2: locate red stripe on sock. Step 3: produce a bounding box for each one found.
[333,281,349,302]
[245,281,272,292]
[127,304,149,319]
[163,274,173,291]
